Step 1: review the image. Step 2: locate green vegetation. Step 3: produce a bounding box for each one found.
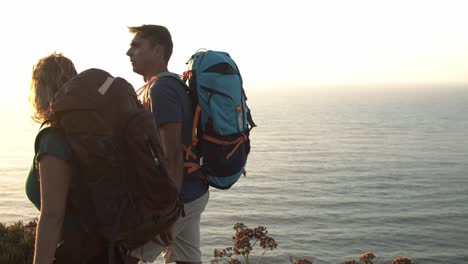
[0,220,413,264]
[0,219,36,264]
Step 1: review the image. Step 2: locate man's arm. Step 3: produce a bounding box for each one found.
[158,122,183,194]
[157,122,183,246]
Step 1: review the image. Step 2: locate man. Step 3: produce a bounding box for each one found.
[126,25,209,264]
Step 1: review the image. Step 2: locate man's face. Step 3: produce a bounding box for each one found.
[126,33,163,77]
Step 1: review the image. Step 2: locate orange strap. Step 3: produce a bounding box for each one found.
[136,76,158,111]
[184,162,201,174]
[226,134,247,160]
[182,144,197,160]
[203,134,248,160]
[182,70,192,82]
[181,104,201,162]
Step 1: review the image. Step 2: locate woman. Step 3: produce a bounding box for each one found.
[25,52,78,264]
[26,53,142,264]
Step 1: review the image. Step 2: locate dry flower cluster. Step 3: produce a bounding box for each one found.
[212,224,414,264]
[211,223,280,264]
[343,252,413,264]
[360,252,376,264]
[290,257,313,264]
[391,256,413,264]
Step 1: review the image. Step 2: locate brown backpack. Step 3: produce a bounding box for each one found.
[49,68,181,262]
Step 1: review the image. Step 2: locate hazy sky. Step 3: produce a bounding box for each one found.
[2,0,468,98]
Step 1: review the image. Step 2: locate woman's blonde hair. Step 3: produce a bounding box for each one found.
[30,52,77,123]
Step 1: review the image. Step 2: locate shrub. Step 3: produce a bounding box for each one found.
[211,223,414,264]
[0,219,37,264]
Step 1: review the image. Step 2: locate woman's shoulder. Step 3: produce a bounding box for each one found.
[35,127,72,161]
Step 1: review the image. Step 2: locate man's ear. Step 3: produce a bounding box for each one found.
[152,44,164,60]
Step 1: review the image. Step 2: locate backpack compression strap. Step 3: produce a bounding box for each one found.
[183,104,201,174]
[203,134,249,160]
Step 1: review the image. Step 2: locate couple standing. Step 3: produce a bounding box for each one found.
[27,25,208,264]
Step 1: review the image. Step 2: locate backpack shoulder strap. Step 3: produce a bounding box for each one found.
[155,72,188,90]
[156,72,180,79]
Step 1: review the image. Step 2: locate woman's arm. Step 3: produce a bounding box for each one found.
[33,155,71,264]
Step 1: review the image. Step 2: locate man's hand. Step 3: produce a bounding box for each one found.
[159,224,174,246]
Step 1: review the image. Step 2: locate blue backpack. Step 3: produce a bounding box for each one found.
[180,50,256,189]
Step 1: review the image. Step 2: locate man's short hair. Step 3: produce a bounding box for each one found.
[128,25,173,64]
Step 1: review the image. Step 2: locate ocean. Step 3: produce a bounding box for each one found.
[1,86,467,263]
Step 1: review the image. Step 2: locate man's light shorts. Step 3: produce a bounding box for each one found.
[131,190,209,263]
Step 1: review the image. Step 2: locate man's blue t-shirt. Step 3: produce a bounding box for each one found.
[150,76,208,203]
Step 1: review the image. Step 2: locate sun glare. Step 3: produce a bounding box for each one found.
[1,0,468,98]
